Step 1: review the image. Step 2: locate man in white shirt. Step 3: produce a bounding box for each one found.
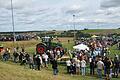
[66,59,71,74]
[97,58,104,80]
[57,50,60,58]
[42,53,48,67]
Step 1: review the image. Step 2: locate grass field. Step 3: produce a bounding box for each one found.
[0,37,120,80]
[0,40,40,54]
[109,44,120,57]
[81,29,120,35]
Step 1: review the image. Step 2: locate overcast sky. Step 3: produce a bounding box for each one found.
[0,0,120,32]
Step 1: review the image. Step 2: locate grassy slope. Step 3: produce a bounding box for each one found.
[0,61,100,80]
[81,29,120,35]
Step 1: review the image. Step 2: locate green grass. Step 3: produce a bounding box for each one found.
[0,60,120,80]
[61,38,74,50]
[0,40,40,54]
[0,61,99,80]
[109,44,120,57]
[52,37,74,51]
[81,29,120,35]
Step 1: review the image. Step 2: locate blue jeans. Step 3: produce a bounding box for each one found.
[81,67,86,75]
[104,66,107,76]
[110,69,113,78]
[3,55,8,61]
[97,69,103,80]
[14,57,17,63]
[114,68,119,77]
[53,68,58,75]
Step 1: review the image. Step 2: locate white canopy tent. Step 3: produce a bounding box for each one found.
[73,44,89,51]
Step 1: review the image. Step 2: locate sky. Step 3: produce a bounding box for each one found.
[0,0,120,32]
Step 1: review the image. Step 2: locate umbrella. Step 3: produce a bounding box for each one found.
[91,35,99,38]
[73,44,89,51]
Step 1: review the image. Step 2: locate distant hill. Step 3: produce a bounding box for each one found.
[1,29,120,36]
[81,29,120,35]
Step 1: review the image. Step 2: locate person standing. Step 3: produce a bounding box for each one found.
[19,52,24,63]
[66,59,71,74]
[114,57,119,78]
[13,50,19,63]
[51,59,58,75]
[90,58,95,75]
[36,55,41,70]
[76,59,80,75]
[42,53,48,68]
[103,57,108,77]
[105,58,111,80]
[69,59,74,75]
[97,58,104,80]
[109,58,114,79]
[28,56,33,69]
[33,54,37,70]
[81,58,86,76]
[2,51,8,61]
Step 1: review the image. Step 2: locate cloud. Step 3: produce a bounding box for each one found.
[0,0,120,32]
[101,0,120,8]
[62,5,83,15]
[0,0,33,10]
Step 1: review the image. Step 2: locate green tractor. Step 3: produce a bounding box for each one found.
[36,36,64,55]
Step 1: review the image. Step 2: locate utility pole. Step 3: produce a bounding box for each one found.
[10,0,16,47]
[73,15,76,41]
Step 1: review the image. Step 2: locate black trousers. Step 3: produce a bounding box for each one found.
[90,67,94,75]
[67,66,70,73]
[37,64,40,70]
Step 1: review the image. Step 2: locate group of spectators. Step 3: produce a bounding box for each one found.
[66,53,120,80]
[0,47,65,75]
[66,38,120,80]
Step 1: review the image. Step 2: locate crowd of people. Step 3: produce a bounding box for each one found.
[0,34,33,41]
[66,53,120,79]
[66,38,120,80]
[0,38,120,80]
[0,47,65,75]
